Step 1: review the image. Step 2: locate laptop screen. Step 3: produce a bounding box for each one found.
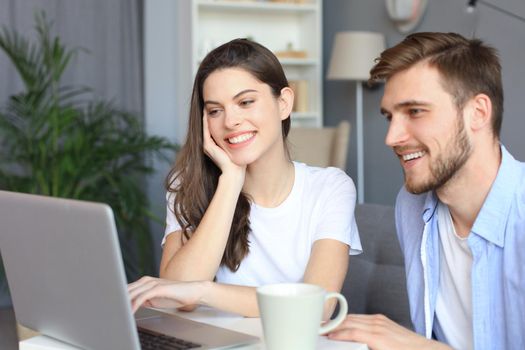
[0,191,141,349]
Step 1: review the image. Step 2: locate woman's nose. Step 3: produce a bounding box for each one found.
[223,108,242,129]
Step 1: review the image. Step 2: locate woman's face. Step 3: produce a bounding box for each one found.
[202,67,293,166]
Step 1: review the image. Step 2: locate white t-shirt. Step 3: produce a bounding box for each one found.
[435,201,473,350]
[163,161,362,286]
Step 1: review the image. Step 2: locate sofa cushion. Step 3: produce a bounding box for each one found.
[341,203,412,329]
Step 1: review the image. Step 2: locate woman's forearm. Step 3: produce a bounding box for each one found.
[128,277,259,317]
[160,174,244,281]
[303,239,349,320]
[199,281,259,317]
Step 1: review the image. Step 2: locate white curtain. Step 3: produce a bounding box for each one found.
[0,0,143,115]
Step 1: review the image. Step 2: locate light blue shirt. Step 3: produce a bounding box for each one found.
[395,145,525,350]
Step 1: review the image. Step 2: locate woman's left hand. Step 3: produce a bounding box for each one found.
[127,276,205,313]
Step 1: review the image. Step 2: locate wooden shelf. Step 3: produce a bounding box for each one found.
[279,58,317,66]
[192,0,323,127]
[196,0,317,13]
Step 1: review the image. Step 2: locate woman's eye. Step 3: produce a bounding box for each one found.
[207,109,220,116]
[240,99,254,107]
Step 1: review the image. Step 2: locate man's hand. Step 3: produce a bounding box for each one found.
[326,314,451,350]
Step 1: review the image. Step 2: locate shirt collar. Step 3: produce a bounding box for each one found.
[422,191,439,223]
[470,145,518,247]
[419,145,517,246]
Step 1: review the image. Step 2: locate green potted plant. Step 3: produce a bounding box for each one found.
[0,12,176,286]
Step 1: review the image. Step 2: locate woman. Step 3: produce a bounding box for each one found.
[128,39,361,318]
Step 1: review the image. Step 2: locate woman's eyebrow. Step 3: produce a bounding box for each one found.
[232,89,258,99]
[203,89,259,106]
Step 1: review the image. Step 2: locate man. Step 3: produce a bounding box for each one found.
[327,32,525,349]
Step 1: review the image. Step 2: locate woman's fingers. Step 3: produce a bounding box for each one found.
[128,277,161,303]
[128,275,155,293]
[202,114,223,159]
[202,114,231,166]
[131,284,183,313]
[127,277,202,313]
[201,114,246,184]
[202,113,214,156]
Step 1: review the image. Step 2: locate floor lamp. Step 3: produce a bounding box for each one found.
[327,31,385,204]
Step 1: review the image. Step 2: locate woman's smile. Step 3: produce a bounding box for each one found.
[226,131,256,145]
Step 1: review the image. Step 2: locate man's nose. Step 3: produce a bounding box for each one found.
[385,116,410,147]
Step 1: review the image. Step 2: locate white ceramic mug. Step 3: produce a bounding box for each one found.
[256,283,348,350]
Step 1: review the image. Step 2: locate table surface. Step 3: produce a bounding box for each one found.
[20,306,369,350]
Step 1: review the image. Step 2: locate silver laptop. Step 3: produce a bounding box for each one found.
[0,190,259,349]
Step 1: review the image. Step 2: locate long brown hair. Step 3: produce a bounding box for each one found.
[166,39,291,271]
[369,32,503,138]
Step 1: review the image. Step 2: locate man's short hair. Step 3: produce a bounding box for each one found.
[369,32,503,138]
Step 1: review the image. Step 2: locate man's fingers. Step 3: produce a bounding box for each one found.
[327,328,359,341]
[332,314,387,332]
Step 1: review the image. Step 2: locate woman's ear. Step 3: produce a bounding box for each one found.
[467,93,492,133]
[278,87,294,121]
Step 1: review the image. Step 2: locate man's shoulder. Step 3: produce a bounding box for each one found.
[394,187,430,245]
[395,186,428,213]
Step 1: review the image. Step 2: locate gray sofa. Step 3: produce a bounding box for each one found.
[341,203,412,329]
[0,306,18,349]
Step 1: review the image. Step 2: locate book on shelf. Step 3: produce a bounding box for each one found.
[289,80,309,113]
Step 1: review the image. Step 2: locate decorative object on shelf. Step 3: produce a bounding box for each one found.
[327,31,385,204]
[385,0,428,33]
[0,12,176,280]
[274,50,308,59]
[274,42,308,59]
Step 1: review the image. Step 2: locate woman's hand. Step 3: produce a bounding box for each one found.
[129,277,260,317]
[127,276,206,313]
[202,114,246,185]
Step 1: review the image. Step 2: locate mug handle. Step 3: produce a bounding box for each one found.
[318,292,348,334]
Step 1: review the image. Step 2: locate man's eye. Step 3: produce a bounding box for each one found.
[409,108,423,116]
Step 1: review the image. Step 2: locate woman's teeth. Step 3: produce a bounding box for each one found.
[228,132,254,144]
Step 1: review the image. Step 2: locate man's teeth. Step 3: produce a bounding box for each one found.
[402,151,426,161]
[228,133,254,144]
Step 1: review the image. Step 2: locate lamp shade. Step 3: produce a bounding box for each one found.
[327,31,386,81]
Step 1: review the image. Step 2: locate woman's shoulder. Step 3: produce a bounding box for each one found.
[296,162,351,180]
[294,162,355,191]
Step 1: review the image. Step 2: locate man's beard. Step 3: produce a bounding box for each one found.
[405,116,473,194]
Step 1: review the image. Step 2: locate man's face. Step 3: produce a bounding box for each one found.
[381,62,472,194]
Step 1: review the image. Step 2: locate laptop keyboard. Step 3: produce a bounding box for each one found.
[138,327,202,349]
